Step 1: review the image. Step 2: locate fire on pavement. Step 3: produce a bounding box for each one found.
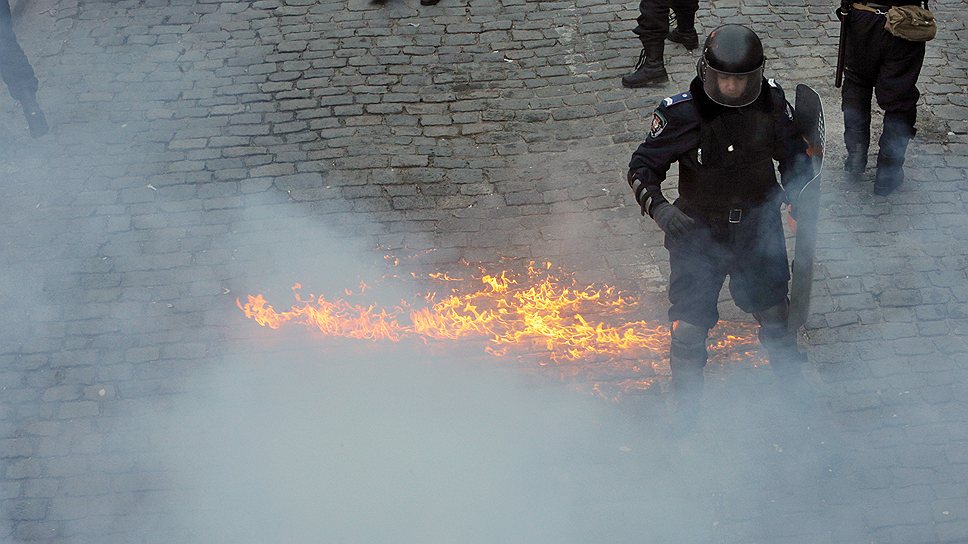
[237,260,764,396]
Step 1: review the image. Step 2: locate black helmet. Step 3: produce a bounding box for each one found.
[698,24,765,107]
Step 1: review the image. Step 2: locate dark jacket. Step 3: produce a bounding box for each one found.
[628,77,809,217]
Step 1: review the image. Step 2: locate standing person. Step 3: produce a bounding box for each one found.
[841,0,928,195]
[622,0,699,88]
[0,0,47,137]
[626,25,812,426]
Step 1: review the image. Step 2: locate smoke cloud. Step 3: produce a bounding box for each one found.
[95,210,852,544]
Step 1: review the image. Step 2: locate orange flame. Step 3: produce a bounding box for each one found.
[237,261,759,371]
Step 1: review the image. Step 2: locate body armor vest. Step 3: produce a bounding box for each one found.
[678,104,780,211]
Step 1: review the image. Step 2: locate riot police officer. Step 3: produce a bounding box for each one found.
[622,0,700,88]
[841,0,927,195]
[626,25,811,423]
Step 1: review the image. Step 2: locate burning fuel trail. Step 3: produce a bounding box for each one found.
[237,261,761,369]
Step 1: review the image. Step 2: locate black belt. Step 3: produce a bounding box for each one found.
[684,199,769,224]
[696,206,754,224]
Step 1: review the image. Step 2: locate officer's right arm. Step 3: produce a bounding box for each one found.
[627,102,695,217]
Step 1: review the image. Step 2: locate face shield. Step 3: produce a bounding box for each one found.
[700,60,764,108]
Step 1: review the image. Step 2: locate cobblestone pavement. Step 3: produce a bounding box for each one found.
[1,0,967,542]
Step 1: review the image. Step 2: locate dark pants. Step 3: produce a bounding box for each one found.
[633,0,698,47]
[665,201,790,330]
[0,0,38,103]
[841,8,925,166]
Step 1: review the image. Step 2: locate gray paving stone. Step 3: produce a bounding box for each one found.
[0,0,966,541]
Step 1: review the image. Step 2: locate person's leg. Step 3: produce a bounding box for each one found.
[668,318,708,430]
[840,10,881,179]
[872,37,925,195]
[0,0,46,136]
[729,206,801,376]
[665,226,726,426]
[751,297,814,407]
[671,0,697,31]
[752,298,805,376]
[668,0,699,50]
[632,0,671,46]
[842,81,873,177]
[0,0,37,102]
[624,0,669,87]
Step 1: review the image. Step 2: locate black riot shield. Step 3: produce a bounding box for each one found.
[788,84,825,333]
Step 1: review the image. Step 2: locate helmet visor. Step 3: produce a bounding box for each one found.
[701,64,764,107]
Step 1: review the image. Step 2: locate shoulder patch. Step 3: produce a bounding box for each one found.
[662,92,692,107]
[649,110,668,139]
[768,78,779,88]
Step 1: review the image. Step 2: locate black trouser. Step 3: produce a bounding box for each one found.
[665,201,790,330]
[0,0,38,103]
[633,0,698,47]
[841,8,925,164]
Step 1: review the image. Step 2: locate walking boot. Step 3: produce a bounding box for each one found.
[621,44,668,88]
[873,140,908,195]
[873,159,904,196]
[667,28,699,50]
[843,148,867,182]
[874,114,914,196]
[19,95,48,138]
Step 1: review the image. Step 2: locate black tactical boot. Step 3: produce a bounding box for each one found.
[843,148,867,182]
[874,114,914,196]
[621,44,668,88]
[420,0,439,5]
[873,142,909,196]
[873,158,904,196]
[667,28,699,50]
[20,95,48,138]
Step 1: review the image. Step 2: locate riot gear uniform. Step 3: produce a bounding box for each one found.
[841,0,927,195]
[626,25,812,418]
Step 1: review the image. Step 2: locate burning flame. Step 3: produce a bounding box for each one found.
[237,261,761,376]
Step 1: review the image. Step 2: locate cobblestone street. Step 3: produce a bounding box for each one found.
[1,0,967,542]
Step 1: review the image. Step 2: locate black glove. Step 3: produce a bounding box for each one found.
[651,202,696,238]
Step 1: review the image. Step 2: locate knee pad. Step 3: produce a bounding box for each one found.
[670,320,709,361]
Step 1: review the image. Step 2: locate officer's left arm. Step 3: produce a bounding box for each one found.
[771,87,811,201]
[628,98,698,217]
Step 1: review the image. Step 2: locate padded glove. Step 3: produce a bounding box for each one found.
[651,202,696,238]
